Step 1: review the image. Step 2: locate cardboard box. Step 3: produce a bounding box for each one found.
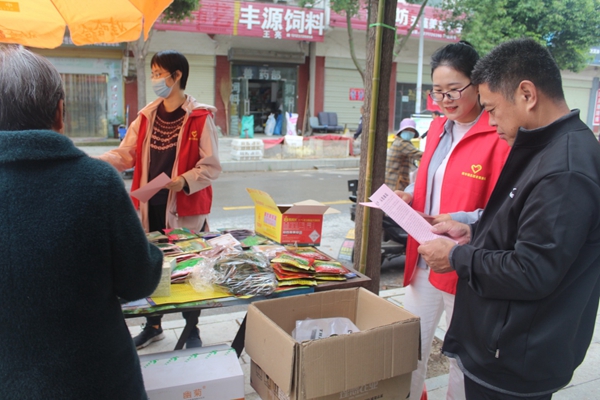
[247,188,330,245]
[246,288,420,400]
[139,346,245,400]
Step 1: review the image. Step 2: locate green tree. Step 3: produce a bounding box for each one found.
[300,0,428,84]
[129,0,198,111]
[441,0,600,72]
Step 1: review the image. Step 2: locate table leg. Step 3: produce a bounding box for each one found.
[232,314,247,358]
[174,310,201,350]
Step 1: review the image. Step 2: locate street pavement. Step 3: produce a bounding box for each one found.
[78,136,600,399]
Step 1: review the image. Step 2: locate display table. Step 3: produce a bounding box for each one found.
[122,268,371,356]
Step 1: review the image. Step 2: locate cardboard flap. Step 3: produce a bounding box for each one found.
[246,304,296,395]
[294,200,340,214]
[246,188,280,214]
[284,204,330,215]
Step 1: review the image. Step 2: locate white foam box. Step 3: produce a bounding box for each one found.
[284,135,304,148]
[231,149,264,161]
[140,347,244,400]
[231,138,264,151]
[150,257,175,297]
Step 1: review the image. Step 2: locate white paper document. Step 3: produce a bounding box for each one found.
[361,184,455,244]
[130,172,172,203]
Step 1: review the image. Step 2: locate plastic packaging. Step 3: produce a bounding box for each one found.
[285,112,298,136]
[241,115,254,138]
[212,252,276,296]
[265,113,276,136]
[292,317,360,342]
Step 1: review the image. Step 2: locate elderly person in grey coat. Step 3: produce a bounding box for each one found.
[0,44,163,399]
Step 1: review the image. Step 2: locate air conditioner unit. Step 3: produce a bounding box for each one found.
[228,48,306,64]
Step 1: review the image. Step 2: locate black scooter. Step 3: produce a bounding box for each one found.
[338,180,407,267]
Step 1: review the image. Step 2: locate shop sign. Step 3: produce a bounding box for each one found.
[330,2,459,42]
[593,89,600,126]
[349,88,365,101]
[154,0,325,42]
[591,47,600,66]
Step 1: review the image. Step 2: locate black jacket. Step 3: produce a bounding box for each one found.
[445,111,600,395]
[0,131,163,399]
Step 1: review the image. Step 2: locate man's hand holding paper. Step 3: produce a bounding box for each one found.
[418,220,471,274]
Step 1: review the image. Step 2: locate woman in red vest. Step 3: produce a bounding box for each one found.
[396,42,510,399]
[100,50,221,351]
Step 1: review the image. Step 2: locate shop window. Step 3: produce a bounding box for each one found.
[60,73,109,138]
[230,65,297,135]
[394,82,432,131]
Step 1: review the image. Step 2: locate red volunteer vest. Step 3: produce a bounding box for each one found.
[131,109,213,217]
[403,112,510,294]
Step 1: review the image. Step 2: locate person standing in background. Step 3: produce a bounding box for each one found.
[100,50,221,350]
[395,41,510,400]
[354,105,364,139]
[385,117,423,191]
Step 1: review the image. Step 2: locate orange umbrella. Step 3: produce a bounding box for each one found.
[0,0,173,49]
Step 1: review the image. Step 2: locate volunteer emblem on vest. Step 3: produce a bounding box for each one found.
[461,164,486,180]
[190,130,198,141]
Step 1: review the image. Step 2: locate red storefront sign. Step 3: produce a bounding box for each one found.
[594,89,600,126]
[330,2,459,41]
[349,88,365,101]
[154,0,325,42]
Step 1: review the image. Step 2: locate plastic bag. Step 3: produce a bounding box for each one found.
[285,112,298,136]
[212,252,276,296]
[274,113,283,135]
[188,245,242,292]
[241,115,254,138]
[265,113,276,136]
[292,317,360,342]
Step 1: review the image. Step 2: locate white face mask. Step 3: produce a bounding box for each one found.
[151,74,173,98]
[400,131,414,141]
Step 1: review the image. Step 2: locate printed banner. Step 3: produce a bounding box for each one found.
[155,0,325,42]
[329,2,459,42]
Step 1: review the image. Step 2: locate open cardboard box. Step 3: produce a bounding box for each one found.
[247,188,336,245]
[246,288,421,400]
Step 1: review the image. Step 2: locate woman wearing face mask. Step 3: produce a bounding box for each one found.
[384,118,423,191]
[99,50,221,350]
[395,42,510,400]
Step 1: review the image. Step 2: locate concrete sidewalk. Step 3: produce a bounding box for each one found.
[127,287,600,399]
[75,133,361,172]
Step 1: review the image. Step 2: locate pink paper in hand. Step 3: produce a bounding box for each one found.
[130,173,172,203]
[366,184,455,245]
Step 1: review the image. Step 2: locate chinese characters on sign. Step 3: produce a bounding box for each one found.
[349,88,365,101]
[237,3,324,41]
[329,2,458,41]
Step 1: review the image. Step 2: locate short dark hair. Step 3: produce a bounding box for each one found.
[0,44,64,131]
[151,50,189,90]
[430,41,480,80]
[471,38,565,101]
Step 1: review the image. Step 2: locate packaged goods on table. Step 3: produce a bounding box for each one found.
[213,252,277,296]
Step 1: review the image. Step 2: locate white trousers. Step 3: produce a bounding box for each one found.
[403,267,465,400]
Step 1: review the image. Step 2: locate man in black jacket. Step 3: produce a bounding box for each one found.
[417,38,600,399]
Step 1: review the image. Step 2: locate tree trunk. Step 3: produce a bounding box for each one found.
[129,31,154,114]
[346,11,365,85]
[353,0,398,294]
[392,0,428,58]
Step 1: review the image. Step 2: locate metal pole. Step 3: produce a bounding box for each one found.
[415,13,425,114]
